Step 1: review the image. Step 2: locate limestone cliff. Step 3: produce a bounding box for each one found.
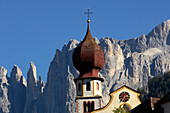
[0,67,10,113]
[0,20,170,113]
[23,62,45,113]
[9,65,27,113]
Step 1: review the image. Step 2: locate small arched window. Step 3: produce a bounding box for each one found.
[96,82,99,91]
[78,83,81,91]
[86,82,91,91]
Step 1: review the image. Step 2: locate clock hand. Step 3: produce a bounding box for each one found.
[122,96,125,101]
[125,95,129,97]
[122,95,129,102]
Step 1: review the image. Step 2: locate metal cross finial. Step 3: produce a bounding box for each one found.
[84,8,93,20]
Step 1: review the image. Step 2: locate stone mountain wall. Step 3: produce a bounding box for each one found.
[0,20,170,113]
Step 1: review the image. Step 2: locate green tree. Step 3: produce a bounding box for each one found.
[138,71,170,101]
[112,105,131,113]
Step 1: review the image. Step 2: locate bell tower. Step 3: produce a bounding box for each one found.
[72,10,105,113]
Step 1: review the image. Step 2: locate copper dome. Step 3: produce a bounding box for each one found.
[72,23,105,81]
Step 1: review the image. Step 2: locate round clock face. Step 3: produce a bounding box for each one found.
[119,92,130,102]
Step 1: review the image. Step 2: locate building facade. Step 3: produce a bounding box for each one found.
[93,86,141,113]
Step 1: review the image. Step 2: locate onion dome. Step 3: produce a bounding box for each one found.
[72,21,105,81]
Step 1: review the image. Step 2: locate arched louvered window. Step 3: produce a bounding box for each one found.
[86,82,91,91]
[96,82,99,91]
[78,83,81,91]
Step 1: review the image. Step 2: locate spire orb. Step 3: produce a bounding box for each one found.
[87,19,90,23]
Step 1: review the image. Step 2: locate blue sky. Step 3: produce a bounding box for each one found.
[0,0,170,81]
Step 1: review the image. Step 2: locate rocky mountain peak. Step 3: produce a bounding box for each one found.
[146,19,170,48]
[66,39,79,51]
[0,67,10,113]
[0,67,8,84]
[23,61,45,113]
[27,62,38,84]
[11,65,27,86]
[9,65,27,113]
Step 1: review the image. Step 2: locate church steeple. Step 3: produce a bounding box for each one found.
[73,9,105,113]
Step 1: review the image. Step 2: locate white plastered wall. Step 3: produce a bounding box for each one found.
[83,79,93,97]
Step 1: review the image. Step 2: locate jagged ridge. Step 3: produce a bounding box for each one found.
[0,20,170,113]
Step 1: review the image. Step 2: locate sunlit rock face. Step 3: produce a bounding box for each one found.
[0,20,170,113]
[9,65,27,113]
[0,67,10,113]
[34,39,79,113]
[23,62,45,113]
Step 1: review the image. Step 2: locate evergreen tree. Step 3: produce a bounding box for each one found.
[138,71,170,101]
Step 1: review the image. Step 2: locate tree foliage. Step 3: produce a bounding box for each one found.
[138,71,170,101]
[112,105,131,113]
